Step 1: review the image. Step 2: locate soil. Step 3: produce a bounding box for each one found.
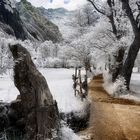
[79,74,140,140]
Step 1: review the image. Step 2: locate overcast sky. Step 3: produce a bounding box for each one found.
[23,0,87,10]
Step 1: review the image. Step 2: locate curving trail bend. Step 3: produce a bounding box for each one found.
[79,75,140,140]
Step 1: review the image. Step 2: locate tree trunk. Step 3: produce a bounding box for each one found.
[121,35,140,89]
[119,0,140,89]
[84,58,91,72]
[112,47,125,82]
[9,44,60,140]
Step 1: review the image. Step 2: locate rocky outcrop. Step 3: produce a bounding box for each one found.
[0,0,62,42]
[0,0,27,40]
[9,44,60,140]
[16,0,62,42]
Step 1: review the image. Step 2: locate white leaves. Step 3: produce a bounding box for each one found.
[103,72,127,97]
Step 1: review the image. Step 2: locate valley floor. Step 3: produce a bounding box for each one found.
[79,75,140,140]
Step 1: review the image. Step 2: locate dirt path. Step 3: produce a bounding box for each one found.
[79,75,140,140]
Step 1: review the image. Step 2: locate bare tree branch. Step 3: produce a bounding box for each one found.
[87,0,118,38]
[87,0,106,15]
[107,0,118,37]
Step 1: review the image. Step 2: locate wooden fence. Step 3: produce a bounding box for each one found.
[72,68,88,101]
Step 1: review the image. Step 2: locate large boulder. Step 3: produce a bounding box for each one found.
[9,44,60,140]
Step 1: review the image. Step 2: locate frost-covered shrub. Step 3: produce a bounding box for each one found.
[113,76,127,96]
[66,59,81,68]
[0,36,15,74]
[60,122,81,140]
[36,57,64,68]
[45,57,63,68]
[103,71,127,97]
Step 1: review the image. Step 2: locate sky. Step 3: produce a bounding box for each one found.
[24,0,87,11]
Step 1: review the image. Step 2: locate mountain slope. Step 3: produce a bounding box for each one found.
[38,7,72,20]
[0,0,62,42]
[16,0,62,42]
[0,0,27,40]
[38,7,77,41]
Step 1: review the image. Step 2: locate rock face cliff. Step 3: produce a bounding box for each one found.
[0,0,62,42]
[16,0,62,42]
[0,0,27,40]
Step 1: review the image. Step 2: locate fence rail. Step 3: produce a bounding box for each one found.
[72,68,88,101]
